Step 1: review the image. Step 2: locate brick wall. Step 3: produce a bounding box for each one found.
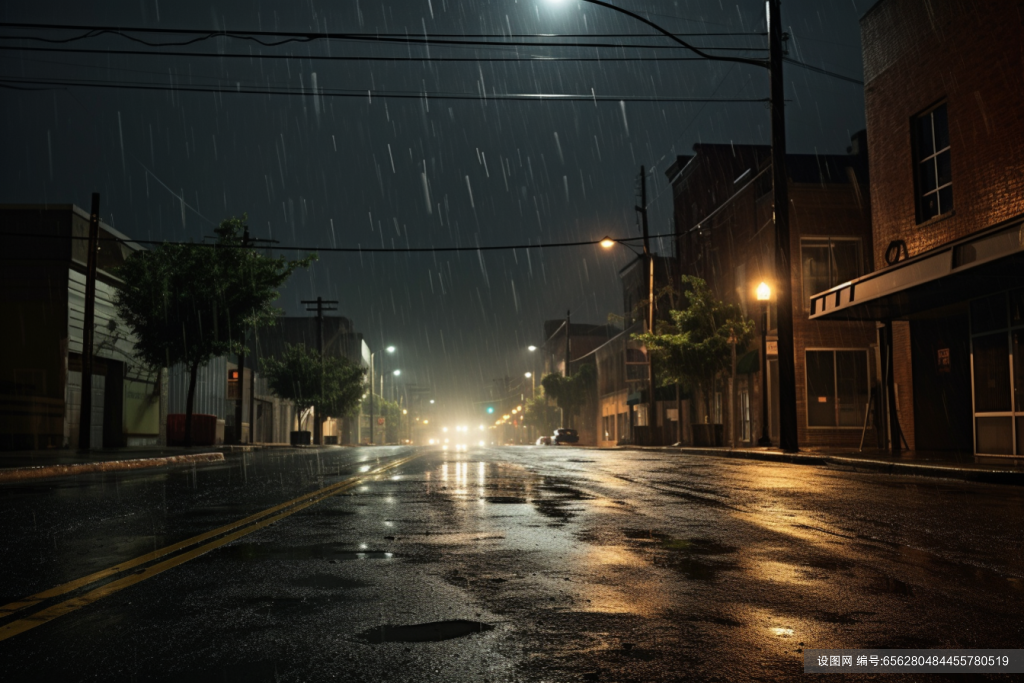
[862,0,1024,267]
[670,144,879,448]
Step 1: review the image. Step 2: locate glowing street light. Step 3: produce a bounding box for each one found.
[599,237,616,249]
[757,281,773,447]
[527,345,537,352]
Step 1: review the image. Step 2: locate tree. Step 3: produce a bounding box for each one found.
[261,343,365,435]
[115,215,314,446]
[361,393,401,443]
[522,392,560,436]
[633,275,754,424]
[540,363,596,429]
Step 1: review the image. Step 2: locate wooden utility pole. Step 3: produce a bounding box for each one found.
[768,0,798,452]
[637,166,657,444]
[301,296,338,446]
[229,225,277,445]
[78,193,100,451]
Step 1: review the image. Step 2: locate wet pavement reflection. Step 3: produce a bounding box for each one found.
[0,444,1022,681]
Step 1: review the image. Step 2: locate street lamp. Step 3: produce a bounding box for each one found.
[600,236,657,443]
[552,0,798,453]
[756,282,773,447]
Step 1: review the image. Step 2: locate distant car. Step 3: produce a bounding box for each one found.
[552,428,579,445]
[535,436,553,446]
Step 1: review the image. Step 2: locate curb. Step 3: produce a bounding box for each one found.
[659,446,1024,486]
[0,452,225,483]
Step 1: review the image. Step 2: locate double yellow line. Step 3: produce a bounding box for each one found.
[0,452,421,642]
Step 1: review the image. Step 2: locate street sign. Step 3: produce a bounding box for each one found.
[767,340,778,356]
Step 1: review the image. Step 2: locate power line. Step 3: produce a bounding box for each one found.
[0,76,770,104]
[0,45,729,63]
[783,56,863,85]
[5,230,672,254]
[0,24,767,53]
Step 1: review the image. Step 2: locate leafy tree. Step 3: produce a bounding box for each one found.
[261,343,365,436]
[361,393,402,443]
[540,363,596,429]
[522,393,560,436]
[115,215,314,445]
[633,275,754,424]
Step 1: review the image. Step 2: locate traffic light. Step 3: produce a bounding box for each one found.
[486,406,495,414]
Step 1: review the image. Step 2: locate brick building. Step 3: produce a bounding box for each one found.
[810,0,1024,459]
[668,137,878,448]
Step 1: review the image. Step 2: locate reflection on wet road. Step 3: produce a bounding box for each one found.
[0,444,1022,681]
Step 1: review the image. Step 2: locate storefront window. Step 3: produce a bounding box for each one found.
[970,290,1022,455]
[806,350,869,428]
[972,332,1011,413]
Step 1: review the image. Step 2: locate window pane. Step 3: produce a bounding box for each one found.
[919,159,938,193]
[938,185,953,214]
[1014,330,1024,412]
[972,332,1011,412]
[802,243,831,301]
[806,351,837,427]
[936,150,952,186]
[932,104,949,150]
[921,192,939,221]
[916,113,934,155]
[1018,417,1024,456]
[835,351,869,427]
[971,293,1007,334]
[831,240,861,286]
[976,416,1012,455]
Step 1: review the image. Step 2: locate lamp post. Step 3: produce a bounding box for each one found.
[756,282,773,447]
[601,235,656,443]
[552,0,798,452]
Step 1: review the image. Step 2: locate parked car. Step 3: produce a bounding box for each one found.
[552,428,579,445]
[535,435,553,446]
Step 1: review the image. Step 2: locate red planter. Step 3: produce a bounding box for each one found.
[167,413,218,446]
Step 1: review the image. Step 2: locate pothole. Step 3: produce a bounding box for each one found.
[356,619,495,643]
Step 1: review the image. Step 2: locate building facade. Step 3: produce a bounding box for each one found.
[1,204,161,450]
[811,0,1024,459]
[668,136,879,449]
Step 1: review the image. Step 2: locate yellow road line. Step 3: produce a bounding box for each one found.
[0,453,420,624]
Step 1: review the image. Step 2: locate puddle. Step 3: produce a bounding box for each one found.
[661,538,737,555]
[226,543,393,561]
[356,619,494,643]
[289,574,371,590]
[484,497,528,504]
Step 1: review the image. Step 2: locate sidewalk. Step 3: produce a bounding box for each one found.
[0,443,291,483]
[646,444,1024,486]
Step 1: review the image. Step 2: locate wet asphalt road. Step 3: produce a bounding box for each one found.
[0,445,1022,682]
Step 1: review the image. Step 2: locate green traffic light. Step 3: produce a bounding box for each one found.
[486,406,495,414]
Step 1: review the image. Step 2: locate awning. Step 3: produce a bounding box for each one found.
[810,217,1024,320]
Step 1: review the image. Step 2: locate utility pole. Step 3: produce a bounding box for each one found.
[768,0,798,452]
[78,192,100,451]
[637,166,657,445]
[369,352,375,445]
[301,296,338,446]
[562,310,571,429]
[233,225,278,445]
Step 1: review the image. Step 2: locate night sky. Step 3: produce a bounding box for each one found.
[0,0,867,416]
